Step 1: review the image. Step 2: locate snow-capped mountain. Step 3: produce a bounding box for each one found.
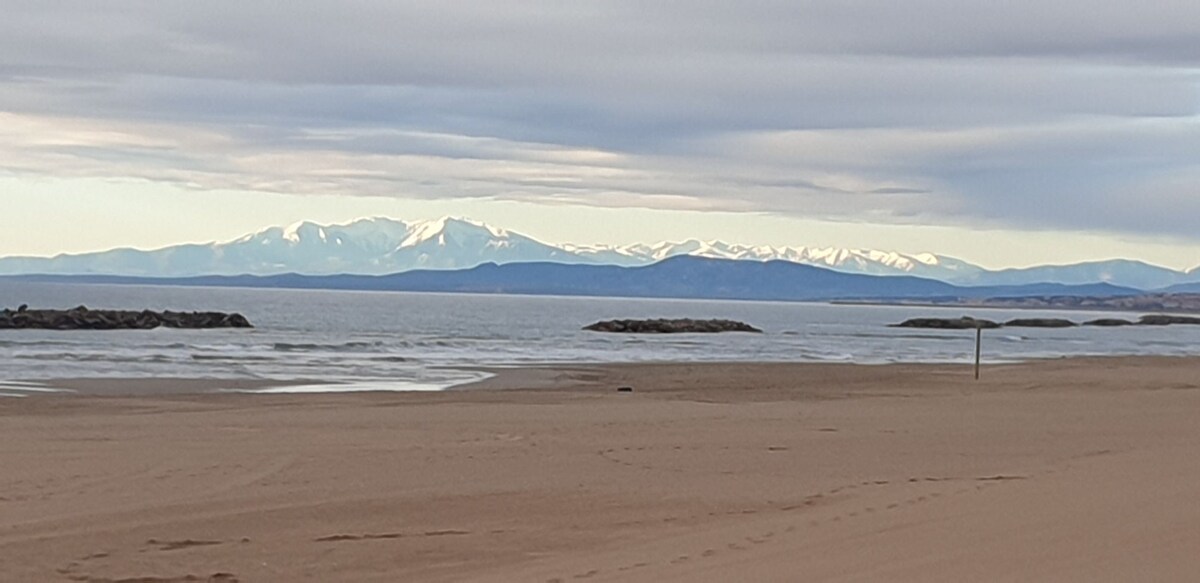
[0,217,983,280]
[0,217,586,277]
[0,216,1195,290]
[564,240,984,280]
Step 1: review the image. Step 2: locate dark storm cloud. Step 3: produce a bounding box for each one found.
[1,1,1198,236]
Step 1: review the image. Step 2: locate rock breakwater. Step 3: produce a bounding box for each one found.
[584,319,762,334]
[894,314,1200,329]
[1,306,253,330]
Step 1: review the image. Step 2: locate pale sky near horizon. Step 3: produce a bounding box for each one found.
[2,2,1199,269]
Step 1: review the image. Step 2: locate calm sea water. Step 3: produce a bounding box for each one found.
[3,281,1199,393]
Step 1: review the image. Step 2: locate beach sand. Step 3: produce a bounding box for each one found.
[3,357,1200,582]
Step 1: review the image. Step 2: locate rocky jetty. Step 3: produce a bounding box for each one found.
[895,314,1200,329]
[864,293,1200,314]
[1083,318,1135,327]
[1137,314,1200,326]
[1004,318,1077,328]
[584,319,762,334]
[0,306,253,330]
[892,317,1001,330]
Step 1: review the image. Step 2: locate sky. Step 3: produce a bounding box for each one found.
[1,1,1199,269]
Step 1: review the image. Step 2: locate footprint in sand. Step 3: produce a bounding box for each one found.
[146,539,224,552]
[424,530,471,537]
[73,573,238,582]
[315,533,404,542]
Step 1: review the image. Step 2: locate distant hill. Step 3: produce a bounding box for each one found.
[947,259,1191,291]
[1163,282,1200,294]
[3,256,1144,303]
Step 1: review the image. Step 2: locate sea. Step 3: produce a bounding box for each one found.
[3,280,1199,394]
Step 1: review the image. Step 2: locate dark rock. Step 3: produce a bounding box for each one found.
[1004,318,1077,328]
[0,306,254,331]
[892,317,1001,330]
[583,318,763,334]
[1083,318,1135,327]
[617,386,634,393]
[1137,314,1200,326]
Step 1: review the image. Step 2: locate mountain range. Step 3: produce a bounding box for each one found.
[1,216,1196,290]
[6,256,1143,303]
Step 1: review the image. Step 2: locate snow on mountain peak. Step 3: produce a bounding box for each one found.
[557,237,966,279]
[398,216,498,248]
[279,221,308,243]
[279,221,332,244]
[912,253,940,265]
[401,218,449,247]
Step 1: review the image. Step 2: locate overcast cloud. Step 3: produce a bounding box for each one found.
[2,1,1198,238]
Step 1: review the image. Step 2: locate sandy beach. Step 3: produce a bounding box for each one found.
[3,357,1200,582]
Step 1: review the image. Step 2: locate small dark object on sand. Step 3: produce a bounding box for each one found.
[617,386,634,393]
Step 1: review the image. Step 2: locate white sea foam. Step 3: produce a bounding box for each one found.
[0,382,72,393]
[245,380,459,393]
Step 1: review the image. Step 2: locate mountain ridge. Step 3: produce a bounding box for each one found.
[0,216,1195,290]
[1,256,1144,303]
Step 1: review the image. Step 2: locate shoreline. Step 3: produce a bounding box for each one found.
[3,377,325,397]
[7,354,1200,397]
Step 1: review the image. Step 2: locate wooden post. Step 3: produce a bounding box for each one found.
[974,326,982,380]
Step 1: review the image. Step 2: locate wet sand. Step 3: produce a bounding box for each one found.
[3,357,1200,581]
[9,377,317,396]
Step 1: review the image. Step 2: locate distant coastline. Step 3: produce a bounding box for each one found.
[833,292,1200,314]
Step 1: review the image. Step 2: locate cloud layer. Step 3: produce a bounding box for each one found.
[2,1,1198,237]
